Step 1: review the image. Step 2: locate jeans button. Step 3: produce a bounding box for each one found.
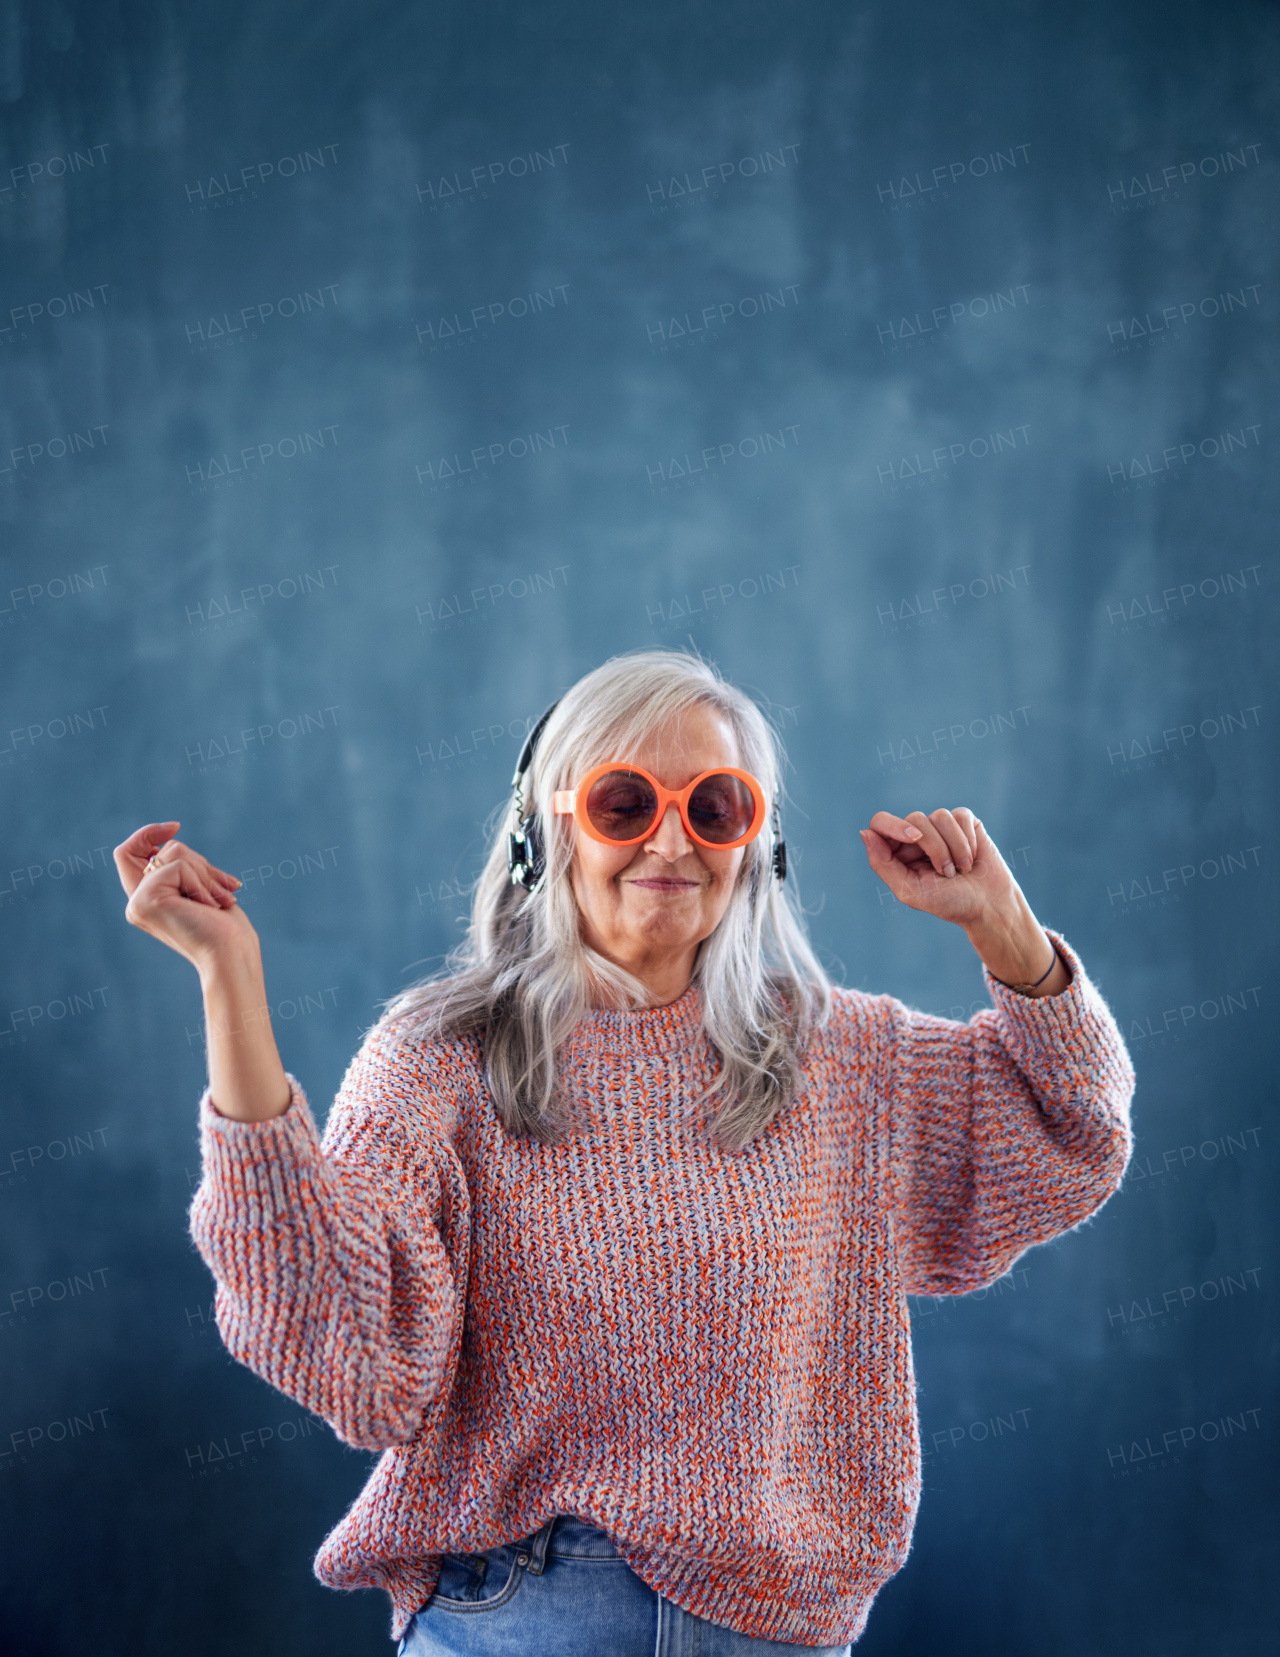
[517,1553,530,1566]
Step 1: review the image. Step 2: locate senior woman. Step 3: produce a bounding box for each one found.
[115,649,1133,1655]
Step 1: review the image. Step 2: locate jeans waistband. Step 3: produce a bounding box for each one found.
[518,1514,621,1572]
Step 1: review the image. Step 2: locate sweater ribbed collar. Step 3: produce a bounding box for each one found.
[566,982,704,1057]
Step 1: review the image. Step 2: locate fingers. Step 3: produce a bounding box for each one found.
[113,821,181,896]
[179,852,238,909]
[859,827,917,903]
[178,846,240,907]
[860,826,891,866]
[867,810,924,844]
[130,838,240,911]
[117,821,180,861]
[170,856,221,910]
[127,850,212,919]
[930,808,976,872]
[953,808,979,863]
[902,810,957,877]
[902,808,978,878]
[194,850,241,901]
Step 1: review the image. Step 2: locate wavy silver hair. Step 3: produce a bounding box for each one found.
[386,649,832,1151]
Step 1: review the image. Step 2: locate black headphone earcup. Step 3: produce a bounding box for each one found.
[507,814,546,891]
[505,699,561,892]
[772,839,787,882]
[522,816,546,889]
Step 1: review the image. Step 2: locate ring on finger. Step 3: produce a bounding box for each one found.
[144,853,166,873]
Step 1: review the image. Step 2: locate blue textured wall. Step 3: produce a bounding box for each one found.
[1,2,1276,1651]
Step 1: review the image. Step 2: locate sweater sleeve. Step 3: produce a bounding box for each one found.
[187,1023,467,1451]
[885,930,1135,1296]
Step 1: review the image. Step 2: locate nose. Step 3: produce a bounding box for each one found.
[643,801,692,861]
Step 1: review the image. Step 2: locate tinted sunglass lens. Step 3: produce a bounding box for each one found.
[687,774,756,843]
[585,770,659,841]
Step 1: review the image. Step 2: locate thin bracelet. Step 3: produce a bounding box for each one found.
[993,936,1059,994]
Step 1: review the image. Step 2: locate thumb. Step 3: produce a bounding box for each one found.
[860,828,899,882]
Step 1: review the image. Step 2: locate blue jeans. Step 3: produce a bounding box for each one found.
[397,1515,852,1655]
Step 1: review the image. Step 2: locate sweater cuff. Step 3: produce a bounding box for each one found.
[982,930,1105,1057]
[197,1074,323,1190]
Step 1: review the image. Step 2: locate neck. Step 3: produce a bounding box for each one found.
[586,945,699,1010]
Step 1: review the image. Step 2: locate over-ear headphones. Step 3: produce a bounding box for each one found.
[505,698,788,890]
[506,700,560,890]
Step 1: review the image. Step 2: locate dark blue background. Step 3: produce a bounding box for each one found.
[1,2,1276,1651]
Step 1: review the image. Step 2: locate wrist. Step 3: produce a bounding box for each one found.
[964,895,1054,985]
[195,931,263,995]
[193,921,261,980]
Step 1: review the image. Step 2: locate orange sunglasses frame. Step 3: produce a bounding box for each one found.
[553,763,767,851]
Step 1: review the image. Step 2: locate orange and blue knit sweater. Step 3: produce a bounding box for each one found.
[189,928,1134,1644]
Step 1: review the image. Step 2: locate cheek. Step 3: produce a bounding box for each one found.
[570,841,634,904]
[704,851,744,900]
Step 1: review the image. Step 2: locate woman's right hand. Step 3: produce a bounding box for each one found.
[114,821,254,973]
[115,822,291,1120]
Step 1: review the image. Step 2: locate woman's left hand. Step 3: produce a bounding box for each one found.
[861,807,1011,926]
[860,808,1067,994]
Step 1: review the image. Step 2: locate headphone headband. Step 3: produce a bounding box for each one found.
[511,699,561,788]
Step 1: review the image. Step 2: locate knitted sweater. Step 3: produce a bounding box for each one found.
[189,929,1134,1645]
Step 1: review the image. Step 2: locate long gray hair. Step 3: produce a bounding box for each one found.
[385,650,832,1151]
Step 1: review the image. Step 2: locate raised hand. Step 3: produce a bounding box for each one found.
[114,822,252,969]
[860,808,1004,927]
[113,822,290,1119]
[860,808,1068,995]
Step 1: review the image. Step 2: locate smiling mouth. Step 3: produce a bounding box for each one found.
[625,877,700,890]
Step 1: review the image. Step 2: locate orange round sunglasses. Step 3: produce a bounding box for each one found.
[553,763,767,850]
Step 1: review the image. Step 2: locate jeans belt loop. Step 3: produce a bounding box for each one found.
[527,1515,558,1576]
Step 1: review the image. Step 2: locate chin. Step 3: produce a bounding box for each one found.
[623,894,703,935]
